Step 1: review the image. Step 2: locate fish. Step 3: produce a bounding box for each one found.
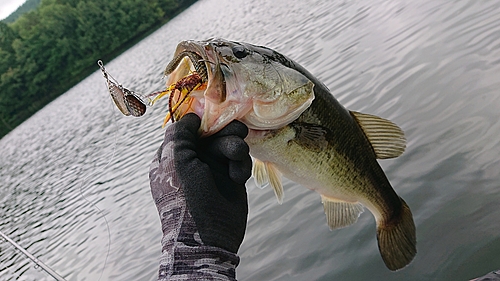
[153,38,417,271]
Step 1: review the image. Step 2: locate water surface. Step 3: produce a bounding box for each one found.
[1,0,500,280]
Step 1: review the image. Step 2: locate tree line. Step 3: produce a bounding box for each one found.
[0,0,196,138]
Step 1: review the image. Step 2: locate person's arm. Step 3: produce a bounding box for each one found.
[149,113,251,281]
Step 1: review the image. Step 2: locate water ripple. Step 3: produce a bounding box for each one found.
[1,0,500,280]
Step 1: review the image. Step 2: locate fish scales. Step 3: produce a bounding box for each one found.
[247,45,404,217]
[248,93,399,212]
[248,71,415,271]
[153,38,416,271]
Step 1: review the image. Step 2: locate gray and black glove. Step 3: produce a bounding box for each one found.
[173,113,251,253]
[149,113,251,281]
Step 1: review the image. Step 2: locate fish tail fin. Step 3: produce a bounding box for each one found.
[376,198,416,271]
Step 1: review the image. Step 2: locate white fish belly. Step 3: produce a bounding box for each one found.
[246,126,374,204]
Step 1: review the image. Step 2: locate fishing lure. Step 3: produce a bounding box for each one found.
[148,73,205,126]
[98,58,207,126]
[98,60,147,117]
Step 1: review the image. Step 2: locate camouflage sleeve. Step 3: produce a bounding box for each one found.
[150,137,240,281]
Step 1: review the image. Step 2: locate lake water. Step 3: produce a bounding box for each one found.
[1,0,500,280]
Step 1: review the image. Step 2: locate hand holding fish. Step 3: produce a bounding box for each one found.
[102,38,417,272]
[149,113,251,280]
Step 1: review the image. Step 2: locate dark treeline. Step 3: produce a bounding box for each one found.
[0,0,196,138]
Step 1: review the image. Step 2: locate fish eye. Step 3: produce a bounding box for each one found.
[232,45,248,59]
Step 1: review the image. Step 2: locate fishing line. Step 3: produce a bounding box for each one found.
[75,71,121,281]
[91,60,175,279]
[77,173,113,281]
[0,64,120,281]
[0,87,118,281]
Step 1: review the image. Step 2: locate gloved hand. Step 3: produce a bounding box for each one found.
[149,113,251,280]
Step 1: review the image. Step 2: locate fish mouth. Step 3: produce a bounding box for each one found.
[164,42,210,83]
[155,39,315,137]
[154,40,233,136]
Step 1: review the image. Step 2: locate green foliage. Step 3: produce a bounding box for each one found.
[0,0,197,138]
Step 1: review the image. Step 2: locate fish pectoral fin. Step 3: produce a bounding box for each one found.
[350,111,406,159]
[252,159,269,189]
[321,195,364,230]
[252,159,284,204]
[266,162,284,205]
[290,122,329,151]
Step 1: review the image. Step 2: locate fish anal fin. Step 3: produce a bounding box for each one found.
[252,159,269,189]
[350,111,406,159]
[376,198,416,271]
[321,195,364,230]
[290,122,329,151]
[266,162,284,205]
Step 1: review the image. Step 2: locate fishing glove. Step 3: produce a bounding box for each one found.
[149,113,251,281]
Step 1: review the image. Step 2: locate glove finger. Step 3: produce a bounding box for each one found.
[171,113,201,143]
[172,113,201,163]
[172,114,220,198]
[209,119,248,139]
[205,135,250,161]
[229,156,252,185]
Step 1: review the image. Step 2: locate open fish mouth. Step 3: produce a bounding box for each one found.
[101,39,315,137]
[150,39,315,137]
[148,40,229,133]
[100,38,415,271]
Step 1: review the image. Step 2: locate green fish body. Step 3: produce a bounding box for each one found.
[162,38,417,270]
[246,55,416,270]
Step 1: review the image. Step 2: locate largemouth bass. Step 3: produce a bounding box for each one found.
[115,38,417,270]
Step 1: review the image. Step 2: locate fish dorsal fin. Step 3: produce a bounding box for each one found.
[252,159,269,189]
[291,122,329,151]
[252,159,284,204]
[321,195,364,230]
[350,111,406,159]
